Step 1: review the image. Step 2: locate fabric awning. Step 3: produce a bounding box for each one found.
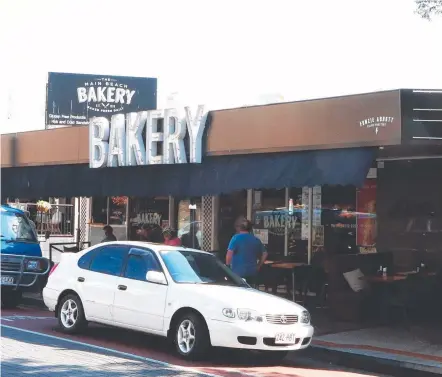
[1,147,375,198]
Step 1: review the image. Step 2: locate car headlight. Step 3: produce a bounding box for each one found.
[222,308,236,318]
[300,310,310,324]
[26,260,41,271]
[222,308,264,322]
[237,308,263,322]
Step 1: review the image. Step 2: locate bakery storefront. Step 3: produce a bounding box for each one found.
[2,89,442,281]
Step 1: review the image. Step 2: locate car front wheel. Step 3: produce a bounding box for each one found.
[174,312,210,360]
[57,294,87,334]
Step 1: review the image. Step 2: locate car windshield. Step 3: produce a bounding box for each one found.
[0,210,37,243]
[160,249,248,287]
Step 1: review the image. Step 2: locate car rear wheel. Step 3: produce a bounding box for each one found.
[174,312,210,360]
[57,294,87,334]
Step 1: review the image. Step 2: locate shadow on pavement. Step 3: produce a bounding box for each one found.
[2,325,388,377]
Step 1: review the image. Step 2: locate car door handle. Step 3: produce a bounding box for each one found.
[77,277,85,282]
[118,285,127,291]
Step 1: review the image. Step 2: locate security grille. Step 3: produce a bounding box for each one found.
[201,196,213,251]
[79,197,90,242]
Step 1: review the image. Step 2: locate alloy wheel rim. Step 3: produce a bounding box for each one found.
[60,299,78,328]
[177,319,196,354]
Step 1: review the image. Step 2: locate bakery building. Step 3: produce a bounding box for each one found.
[2,86,442,319]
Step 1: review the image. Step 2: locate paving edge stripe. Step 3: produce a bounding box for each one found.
[1,324,238,377]
[309,344,442,375]
[312,339,442,363]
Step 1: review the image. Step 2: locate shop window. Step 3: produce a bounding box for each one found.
[109,196,128,225]
[7,197,74,236]
[90,196,128,245]
[129,197,169,241]
[321,185,358,255]
[253,189,290,260]
[91,197,109,225]
[286,188,307,262]
[177,198,202,249]
[218,191,247,257]
[378,159,442,256]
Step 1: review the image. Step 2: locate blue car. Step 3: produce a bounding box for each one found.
[1,205,50,308]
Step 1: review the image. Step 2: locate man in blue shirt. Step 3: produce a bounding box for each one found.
[226,219,268,287]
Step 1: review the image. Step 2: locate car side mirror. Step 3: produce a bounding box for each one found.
[146,270,167,285]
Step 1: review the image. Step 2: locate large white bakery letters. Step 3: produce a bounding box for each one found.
[89,105,207,168]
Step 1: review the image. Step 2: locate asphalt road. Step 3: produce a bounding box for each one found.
[1,305,394,377]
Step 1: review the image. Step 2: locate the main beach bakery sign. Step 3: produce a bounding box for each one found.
[45,72,157,127]
[89,105,208,167]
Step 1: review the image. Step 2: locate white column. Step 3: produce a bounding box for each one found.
[247,189,253,220]
[168,196,175,228]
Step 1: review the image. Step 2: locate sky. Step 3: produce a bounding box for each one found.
[0,0,441,134]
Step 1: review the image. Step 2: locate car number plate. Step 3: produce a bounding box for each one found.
[275,333,296,344]
[1,276,14,285]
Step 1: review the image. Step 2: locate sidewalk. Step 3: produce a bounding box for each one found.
[21,293,442,375]
[304,326,442,376]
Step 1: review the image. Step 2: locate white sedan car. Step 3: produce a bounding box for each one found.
[43,241,314,360]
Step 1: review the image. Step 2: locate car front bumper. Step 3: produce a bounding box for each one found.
[207,319,314,351]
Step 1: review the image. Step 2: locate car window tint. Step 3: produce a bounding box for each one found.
[78,249,99,270]
[124,249,161,281]
[89,246,128,276]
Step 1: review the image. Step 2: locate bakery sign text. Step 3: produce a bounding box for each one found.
[359,116,394,135]
[77,78,136,114]
[89,105,207,168]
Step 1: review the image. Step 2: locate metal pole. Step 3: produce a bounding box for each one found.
[76,197,81,249]
[168,196,175,229]
[106,197,110,225]
[190,198,196,248]
[307,187,313,265]
[125,197,130,241]
[284,187,289,257]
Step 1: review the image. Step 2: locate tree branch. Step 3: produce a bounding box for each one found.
[415,0,442,20]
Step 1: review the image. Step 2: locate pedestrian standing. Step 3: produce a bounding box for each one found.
[163,227,182,246]
[101,225,117,243]
[225,219,268,287]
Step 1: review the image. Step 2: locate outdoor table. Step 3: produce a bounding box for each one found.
[271,262,306,301]
[362,275,407,283]
[396,271,437,277]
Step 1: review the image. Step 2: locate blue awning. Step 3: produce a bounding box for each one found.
[1,148,375,198]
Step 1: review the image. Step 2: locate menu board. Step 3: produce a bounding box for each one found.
[253,229,269,245]
[312,186,322,227]
[301,187,310,240]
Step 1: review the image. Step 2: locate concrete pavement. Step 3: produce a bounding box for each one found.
[1,326,222,377]
[1,308,393,377]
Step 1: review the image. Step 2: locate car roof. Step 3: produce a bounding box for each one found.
[98,241,211,255]
[0,205,25,215]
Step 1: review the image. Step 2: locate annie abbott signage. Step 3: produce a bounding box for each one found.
[89,105,207,168]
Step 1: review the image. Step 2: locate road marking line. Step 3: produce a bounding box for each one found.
[1,324,257,377]
[2,316,54,321]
